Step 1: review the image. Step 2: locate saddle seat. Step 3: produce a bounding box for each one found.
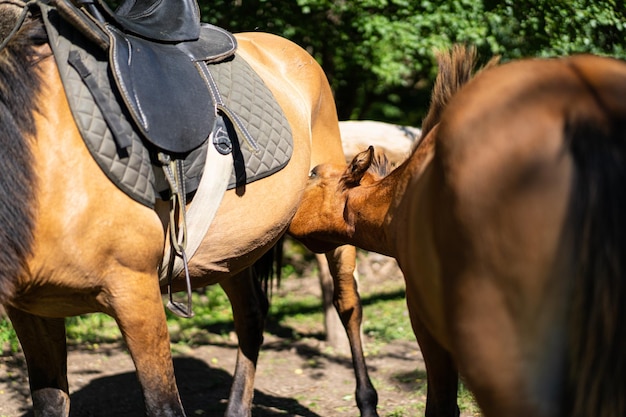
[52,0,237,153]
[91,0,201,42]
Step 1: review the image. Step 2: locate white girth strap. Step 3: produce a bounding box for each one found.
[158,135,233,284]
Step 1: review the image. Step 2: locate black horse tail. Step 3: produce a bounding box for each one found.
[253,235,284,299]
[0,12,46,303]
[565,60,626,417]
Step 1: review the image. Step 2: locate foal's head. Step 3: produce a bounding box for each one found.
[289,146,390,252]
[289,44,497,253]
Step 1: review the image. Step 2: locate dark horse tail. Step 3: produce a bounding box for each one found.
[0,10,46,303]
[253,235,284,299]
[565,59,626,417]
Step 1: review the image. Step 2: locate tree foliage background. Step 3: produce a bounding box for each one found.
[196,0,625,125]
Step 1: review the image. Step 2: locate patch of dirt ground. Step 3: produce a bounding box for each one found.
[0,250,480,417]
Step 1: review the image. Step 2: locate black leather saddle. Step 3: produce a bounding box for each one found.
[50,0,237,153]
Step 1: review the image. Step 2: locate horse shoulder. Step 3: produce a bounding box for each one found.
[23,53,164,314]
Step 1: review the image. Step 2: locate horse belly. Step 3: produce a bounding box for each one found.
[171,33,336,287]
[182,134,311,287]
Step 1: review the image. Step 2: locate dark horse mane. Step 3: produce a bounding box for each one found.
[364,148,391,179]
[381,45,498,179]
[364,46,498,183]
[0,5,46,303]
[419,44,499,142]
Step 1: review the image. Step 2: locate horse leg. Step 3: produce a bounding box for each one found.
[315,252,350,353]
[326,244,379,417]
[406,302,459,417]
[108,273,185,417]
[219,268,268,417]
[5,306,70,417]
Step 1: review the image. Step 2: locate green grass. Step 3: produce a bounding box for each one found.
[166,286,234,345]
[65,312,122,345]
[362,292,412,342]
[0,318,19,353]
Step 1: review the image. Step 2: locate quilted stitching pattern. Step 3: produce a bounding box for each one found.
[42,6,293,207]
[207,56,293,189]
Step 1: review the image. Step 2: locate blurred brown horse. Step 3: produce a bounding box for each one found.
[0,4,378,417]
[290,45,626,417]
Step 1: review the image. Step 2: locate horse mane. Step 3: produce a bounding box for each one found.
[419,44,499,142]
[364,46,498,182]
[0,8,46,303]
[368,148,391,178]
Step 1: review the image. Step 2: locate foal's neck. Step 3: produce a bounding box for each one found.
[348,132,437,256]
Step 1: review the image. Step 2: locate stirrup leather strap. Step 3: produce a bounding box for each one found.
[159,153,195,319]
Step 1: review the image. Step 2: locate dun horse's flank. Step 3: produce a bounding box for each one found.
[0,3,379,417]
[290,45,626,417]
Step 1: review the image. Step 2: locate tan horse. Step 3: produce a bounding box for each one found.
[290,45,626,417]
[0,4,378,417]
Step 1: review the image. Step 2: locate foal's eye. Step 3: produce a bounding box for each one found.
[309,168,318,179]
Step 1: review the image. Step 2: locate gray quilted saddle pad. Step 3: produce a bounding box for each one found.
[41,6,293,208]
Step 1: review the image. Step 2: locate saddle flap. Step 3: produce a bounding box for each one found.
[107,25,215,153]
[98,0,201,42]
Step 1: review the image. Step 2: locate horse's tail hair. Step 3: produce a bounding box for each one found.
[565,68,626,417]
[253,235,284,300]
[0,14,45,303]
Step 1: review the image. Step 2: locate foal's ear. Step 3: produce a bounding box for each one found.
[342,146,375,188]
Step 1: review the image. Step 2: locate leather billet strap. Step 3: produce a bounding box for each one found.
[67,50,132,151]
[199,61,260,154]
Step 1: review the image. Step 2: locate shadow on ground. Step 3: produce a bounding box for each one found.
[13,356,321,417]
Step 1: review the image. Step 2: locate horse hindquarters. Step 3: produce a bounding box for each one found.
[431,56,626,417]
[431,121,575,417]
[429,68,581,416]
